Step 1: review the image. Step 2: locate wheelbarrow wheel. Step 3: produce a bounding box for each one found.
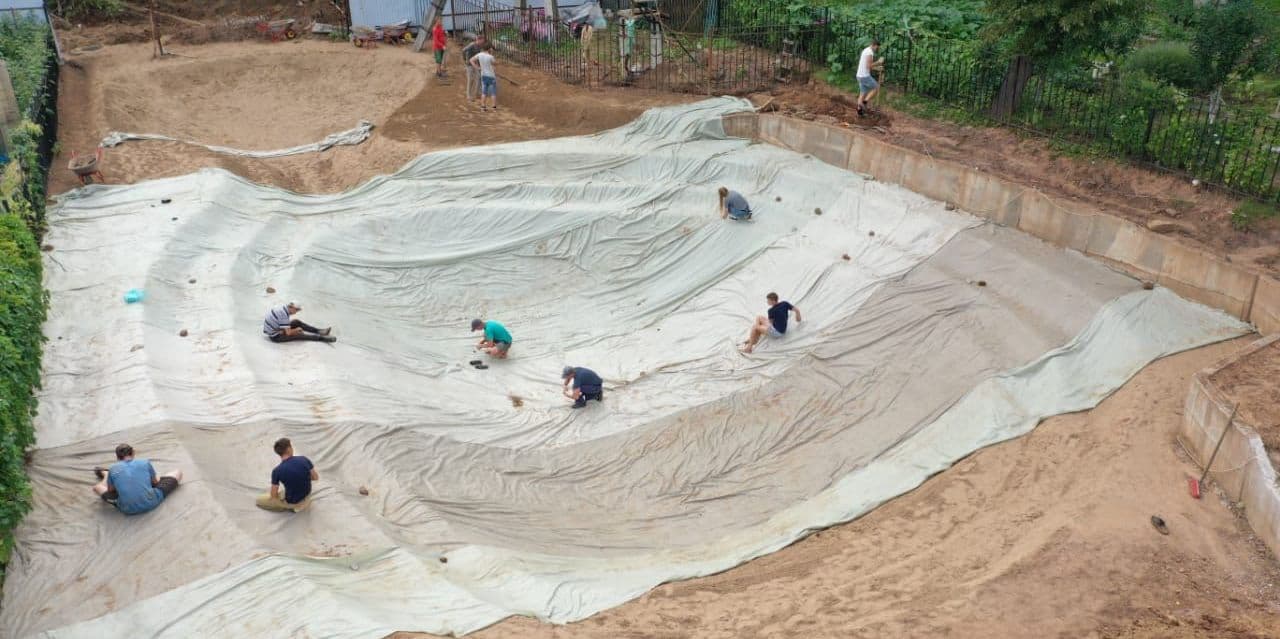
[402,32,414,43]
[353,38,363,47]
[286,29,297,40]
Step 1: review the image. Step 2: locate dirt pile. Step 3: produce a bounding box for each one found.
[1212,338,1280,470]
[50,39,686,194]
[752,83,892,129]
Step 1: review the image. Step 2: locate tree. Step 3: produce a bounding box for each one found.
[982,0,1150,69]
[1190,0,1277,94]
[983,0,1149,117]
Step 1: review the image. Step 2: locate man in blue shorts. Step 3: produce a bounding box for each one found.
[256,437,318,513]
[741,292,801,353]
[562,366,604,408]
[855,39,883,116]
[92,443,183,515]
[470,42,499,111]
[472,318,513,359]
[718,186,752,221]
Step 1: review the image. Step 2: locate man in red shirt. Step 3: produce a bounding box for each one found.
[432,16,447,78]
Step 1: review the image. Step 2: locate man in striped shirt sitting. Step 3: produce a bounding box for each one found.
[263,302,335,343]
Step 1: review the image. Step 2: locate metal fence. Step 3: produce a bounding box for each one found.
[451,0,815,95]
[860,30,1280,202]
[25,38,57,221]
[445,2,1280,201]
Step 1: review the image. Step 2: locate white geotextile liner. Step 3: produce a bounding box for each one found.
[6,98,1250,638]
[100,120,375,158]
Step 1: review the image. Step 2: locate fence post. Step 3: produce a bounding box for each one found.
[904,33,913,94]
[1141,108,1157,161]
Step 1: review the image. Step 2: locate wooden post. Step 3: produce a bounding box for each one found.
[148,0,165,58]
[547,0,559,41]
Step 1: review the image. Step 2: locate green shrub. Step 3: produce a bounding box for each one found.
[1231,200,1280,231]
[58,0,123,21]
[0,200,47,569]
[1123,41,1199,90]
[0,20,51,112]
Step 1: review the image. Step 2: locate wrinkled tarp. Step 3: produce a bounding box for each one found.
[562,2,607,29]
[5,98,1250,638]
[99,120,375,158]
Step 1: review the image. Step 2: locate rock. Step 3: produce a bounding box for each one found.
[358,486,369,496]
[161,198,172,204]
[1146,218,1197,235]
[41,244,54,251]
[171,216,178,221]
[775,196,782,202]
[868,230,875,237]
[814,208,823,215]
[944,202,956,211]
[439,556,448,564]
[841,253,851,261]
[130,344,144,352]
[188,278,197,284]
[178,329,188,337]
[977,280,987,287]
[266,286,276,294]
[1142,280,1155,290]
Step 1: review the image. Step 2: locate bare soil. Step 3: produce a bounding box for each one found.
[760,81,1280,276]
[393,339,1280,639]
[1212,339,1280,471]
[50,39,687,195]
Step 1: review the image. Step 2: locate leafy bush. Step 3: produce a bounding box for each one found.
[0,193,46,569]
[1231,200,1280,231]
[0,20,51,112]
[0,15,53,576]
[721,0,986,39]
[1123,41,1198,90]
[56,0,123,21]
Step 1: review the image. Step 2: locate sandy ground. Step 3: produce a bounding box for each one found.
[390,339,1280,639]
[50,38,688,195]
[44,28,1280,639]
[1213,338,1280,470]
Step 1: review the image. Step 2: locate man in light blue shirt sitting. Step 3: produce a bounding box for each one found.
[92,444,183,515]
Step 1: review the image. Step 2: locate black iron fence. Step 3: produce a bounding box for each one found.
[446,2,1280,201]
[863,31,1280,203]
[450,0,815,95]
[25,44,58,223]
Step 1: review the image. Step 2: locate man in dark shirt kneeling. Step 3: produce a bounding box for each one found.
[256,437,317,513]
[562,366,604,409]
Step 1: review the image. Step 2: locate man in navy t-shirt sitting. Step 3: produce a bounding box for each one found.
[562,366,604,408]
[741,291,802,353]
[255,437,318,512]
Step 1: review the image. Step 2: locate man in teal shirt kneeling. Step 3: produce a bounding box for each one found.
[471,318,513,359]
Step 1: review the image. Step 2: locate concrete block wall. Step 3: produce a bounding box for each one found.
[1180,335,1280,560]
[724,113,1280,335]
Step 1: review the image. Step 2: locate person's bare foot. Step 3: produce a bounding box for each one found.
[320,327,332,336]
[740,343,754,354]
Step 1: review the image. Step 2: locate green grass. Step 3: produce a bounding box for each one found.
[1231,199,1280,231]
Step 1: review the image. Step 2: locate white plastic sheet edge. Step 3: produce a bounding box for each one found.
[99,120,375,158]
